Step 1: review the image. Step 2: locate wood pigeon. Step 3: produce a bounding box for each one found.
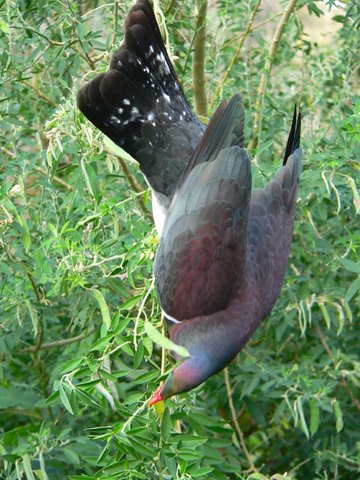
[77,0,302,405]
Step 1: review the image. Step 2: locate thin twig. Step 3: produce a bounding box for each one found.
[316,325,335,364]
[192,0,208,117]
[211,0,261,108]
[1,146,15,158]
[224,368,258,472]
[134,276,155,348]
[21,79,57,108]
[252,11,283,31]
[0,408,42,419]
[121,401,148,432]
[26,271,45,352]
[248,0,298,150]
[166,0,175,14]
[88,254,124,268]
[115,155,152,220]
[161,311,167,376]
[34,166,73,191]
[71,44,96,70]
[18,327,97,353]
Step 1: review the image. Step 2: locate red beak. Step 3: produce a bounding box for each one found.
[148,386,164,406]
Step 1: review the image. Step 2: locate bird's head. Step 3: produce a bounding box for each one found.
[149,354,211,406]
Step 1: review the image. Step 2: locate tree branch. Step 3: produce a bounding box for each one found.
[115,155,152,221]
[21,79,57,108]
[34,166,73,191]
[224,368,258,472]
[192,0,208,117]
[18,327,97,353]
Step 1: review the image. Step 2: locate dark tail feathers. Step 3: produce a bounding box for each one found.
[283,105,301,165]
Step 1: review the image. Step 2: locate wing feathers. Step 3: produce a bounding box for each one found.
[179,95,245,184]
[155,146,251,320]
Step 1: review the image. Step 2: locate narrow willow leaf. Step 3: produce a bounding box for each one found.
[144,320,190,358]
[335,303,345,335]
[0,18,10,33]
[191,467,215,478]
[59,357,83,374]
[164,455,177,478]
[318,302,331,329]
[283,392,297,425]
[80,158,94,197]
[296,397,309,439]
[121,294,143,310]
[298,301,307,336]
[309,398,320,436]
[94,381,116,411]
[93,289,111,330]
[321,171,331,196]
[14,211,31,252]
[339,258,360,274]
[329,174,341,214]
[39,451,49,480]
[345,277,360,303]
[247,474,268,480]
[161,408,171,441]
[347,176,360,213]
[25,300,38,337]
[59,384,74,415]
[22,454,36,480]
[342,300,353,323]
[333,399,344,432]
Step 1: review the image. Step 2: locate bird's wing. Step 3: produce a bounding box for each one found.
[246,107,302,317]
[154,98,251,321]
[175,94,245,190]
[77,0,204,199]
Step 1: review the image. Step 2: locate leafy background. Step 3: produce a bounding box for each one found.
[0,0,359,479]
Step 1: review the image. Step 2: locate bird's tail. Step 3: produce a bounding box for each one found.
[283,105,301,165]
[77,0,203,181]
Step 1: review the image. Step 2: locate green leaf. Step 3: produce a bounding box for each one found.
[161,408,171,441]
[25,300,39,336]
[296,397,309,439]
[190,467,215,477]
[333,399,344,432]
[92,289,111,330]
[0,18,10,33]
[121,294,143,310]
[16,211,31,252]
[345,276,360,302]
[247,474,268,480]
[318,301,331,329]
[59,357,83,374]
[59,384,74,415]
[144,320,190,358]
[309,398,320,436]
[80,158,95,197]
[22,454,36,480]
[339,258,360,274]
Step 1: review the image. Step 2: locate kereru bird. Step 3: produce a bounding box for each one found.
[77,0,302,405]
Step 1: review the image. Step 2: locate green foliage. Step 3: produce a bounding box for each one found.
[0,0,359,479]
